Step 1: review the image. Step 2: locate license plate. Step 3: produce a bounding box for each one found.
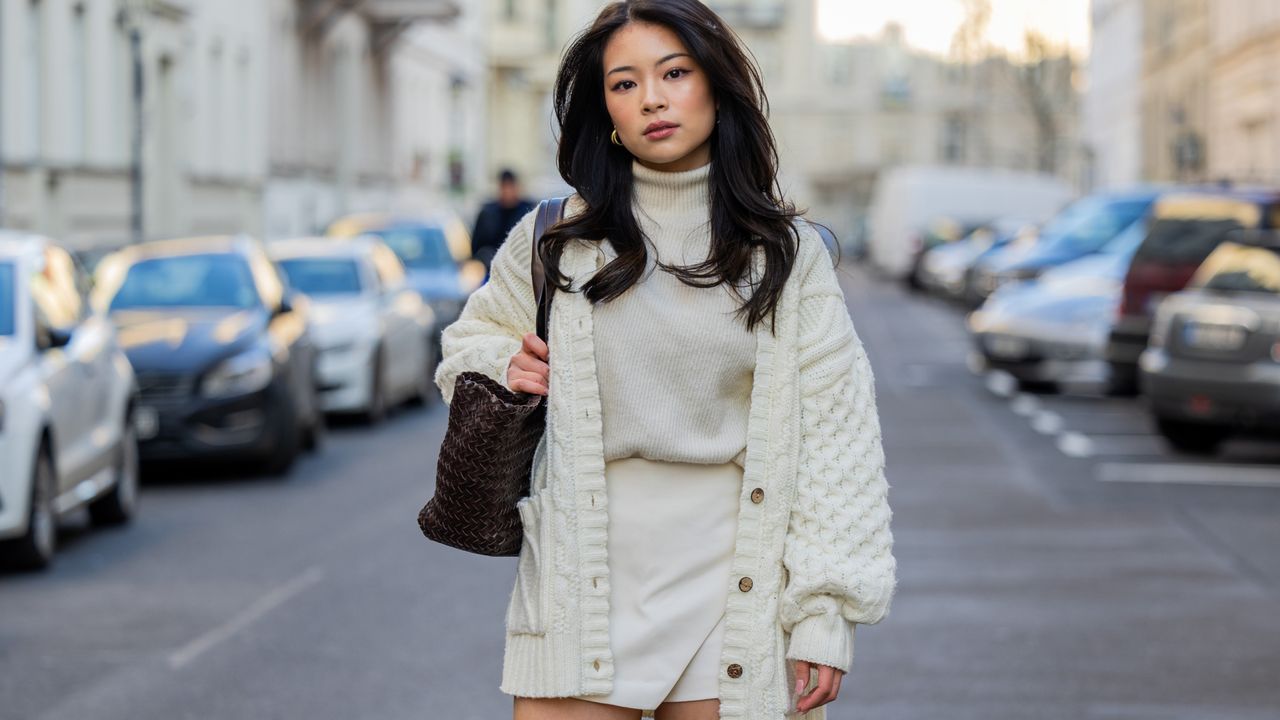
[134,406,159,440]
[986,335,1030,359]
[1182,322,1246,351]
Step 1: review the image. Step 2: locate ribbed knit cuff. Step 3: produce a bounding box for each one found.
[785,613,855,673]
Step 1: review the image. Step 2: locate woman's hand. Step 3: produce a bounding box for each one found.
[794,660,844,713]
[507,332,550,395]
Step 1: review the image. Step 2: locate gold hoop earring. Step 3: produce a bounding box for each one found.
[611,129,623,146]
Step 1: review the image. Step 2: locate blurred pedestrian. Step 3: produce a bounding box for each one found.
[434,2,896,720]
[472,169,535,277]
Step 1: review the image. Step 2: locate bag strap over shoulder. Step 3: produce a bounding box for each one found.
[532,197,568,341]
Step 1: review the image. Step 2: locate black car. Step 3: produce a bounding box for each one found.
[91,236,322,475]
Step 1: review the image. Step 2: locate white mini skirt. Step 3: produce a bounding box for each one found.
[579,457,743,711]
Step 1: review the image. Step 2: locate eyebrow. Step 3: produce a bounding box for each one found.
[606,52,691,76]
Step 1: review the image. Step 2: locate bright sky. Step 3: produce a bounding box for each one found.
[816,0,1091,58]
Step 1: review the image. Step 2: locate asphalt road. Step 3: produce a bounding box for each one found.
[2,263,1278,720]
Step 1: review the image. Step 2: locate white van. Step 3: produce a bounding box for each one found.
[868,166,1074,279]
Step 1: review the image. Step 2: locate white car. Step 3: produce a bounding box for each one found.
[270,237,436,421]
[0,233,139,570]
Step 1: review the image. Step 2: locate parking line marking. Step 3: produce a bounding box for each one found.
[1011,393,1040,416]
[1031,410,1064,435]
[1097,463,1280,487]
[1058,432,1094,458]
[168,565,325,670]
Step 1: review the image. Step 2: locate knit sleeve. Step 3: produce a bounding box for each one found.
[780,236,897,673]
[433,209,539,404]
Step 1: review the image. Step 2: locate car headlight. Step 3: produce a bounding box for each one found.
[201,348,274,398]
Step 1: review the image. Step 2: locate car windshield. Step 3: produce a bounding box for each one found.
[369,227,454,270]
[278,258,364,296]
[0,262,14,335]
[109,254,260,310]
[1193,243,1280,295]
[1134,217,1249,265]
[1037,197,1151,255]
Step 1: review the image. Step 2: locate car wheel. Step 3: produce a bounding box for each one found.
[1106,362,1139,396]
[303,405,325,453]
[1155,417,1228,456]
[363,349,387,424]
[262,396,301,477]
[1017,379,1059,395]
[89,419,140,526]
[5,444,58,570]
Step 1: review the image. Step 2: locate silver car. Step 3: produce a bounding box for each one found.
[1139,234,1280,454]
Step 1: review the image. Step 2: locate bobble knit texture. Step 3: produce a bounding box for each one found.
[435,176,896,720]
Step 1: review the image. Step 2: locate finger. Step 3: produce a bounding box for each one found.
[510,353,550,379]
[793,660,810,699]
[830,670,844,702]
[813,665,837,706]
[522,332,549,361]
[798,665,837,713]
[509,376,547,396]
[509,369,548,392]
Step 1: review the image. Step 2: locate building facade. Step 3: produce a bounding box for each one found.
[1140,0,1211,183]
[1206,0,1280,185]
[0,0,474,251]
[484,0,1083,241]
[1084,0,1144,190]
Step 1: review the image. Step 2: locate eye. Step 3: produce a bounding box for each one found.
[610,79,636,92]
[665,68,689,80]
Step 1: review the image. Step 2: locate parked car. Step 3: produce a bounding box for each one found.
[917,218,1037,301]
[271,237,437,419]
[0,233,139,570]
[867,165,1073,280]
[967,220,1148,391]
[969,188,1160,304]
[326,213,484,364]
[1139,233,1280,454]
[90,235,323,476]
[1107,188,1280,394]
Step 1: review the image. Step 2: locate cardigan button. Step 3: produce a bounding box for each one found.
[738,577,753,592]
[726,663,744,679]
[750,488,764,504]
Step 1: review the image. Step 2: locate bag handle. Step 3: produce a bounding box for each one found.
[531,197,567,341]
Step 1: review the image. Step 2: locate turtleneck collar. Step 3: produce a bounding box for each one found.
[631,160,712,224]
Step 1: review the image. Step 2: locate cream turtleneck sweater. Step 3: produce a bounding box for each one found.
[592,161,756,466]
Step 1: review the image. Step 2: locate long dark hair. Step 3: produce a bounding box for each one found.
[543,0,801,331]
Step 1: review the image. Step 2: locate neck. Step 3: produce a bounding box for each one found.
[631,160,712,223]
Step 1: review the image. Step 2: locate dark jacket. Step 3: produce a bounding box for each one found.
[472,198,535,266]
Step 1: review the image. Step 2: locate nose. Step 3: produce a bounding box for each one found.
[642,85,667,114]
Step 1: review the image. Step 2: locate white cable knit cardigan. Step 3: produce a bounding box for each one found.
[434,199,896,720]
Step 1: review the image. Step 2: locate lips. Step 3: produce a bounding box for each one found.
[643,121,679,137]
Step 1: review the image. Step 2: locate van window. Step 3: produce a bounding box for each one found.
[1193,243,1280,295]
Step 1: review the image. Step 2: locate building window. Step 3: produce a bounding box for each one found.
[71,2,88,162]
[27,0,44,161]
[545,0,558,51]
[943,114,966,164]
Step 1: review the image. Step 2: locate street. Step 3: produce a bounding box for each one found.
[2,262,1279,720]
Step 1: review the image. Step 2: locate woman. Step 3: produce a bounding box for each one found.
[435,2,896,719]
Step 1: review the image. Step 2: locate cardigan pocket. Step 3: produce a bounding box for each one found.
[505,495,549,635]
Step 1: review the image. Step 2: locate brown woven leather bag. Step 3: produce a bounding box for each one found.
[417,197,566,556]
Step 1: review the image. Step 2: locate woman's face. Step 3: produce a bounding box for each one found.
[602,22,716,173]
